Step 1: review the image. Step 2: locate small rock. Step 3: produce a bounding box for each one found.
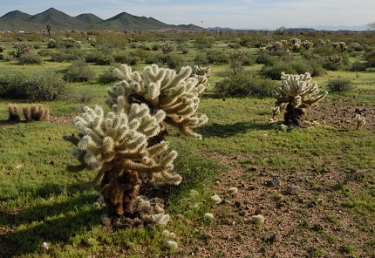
[285,185,300,195]
[265,176,281,187]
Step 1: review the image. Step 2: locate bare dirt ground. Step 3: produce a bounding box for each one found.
[178,100,375,257]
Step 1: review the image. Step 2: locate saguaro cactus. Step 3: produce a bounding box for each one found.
[64,64,208,226]
[272,72,328,130]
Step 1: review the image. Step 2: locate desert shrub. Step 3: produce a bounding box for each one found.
[12,41,33,57]
[144,54,160,65]
[33,42,42,49]
[98,68,118,84]
[350,61,367,71]
[18,53,43,65]
[159,54,184,69]
[227,43,241,49]
[0,71,68,101]
[178,45,189,54]
[242,55,255,66]
[38,49,54,57]
[113,51,128,63]
[322,60,344,71]
[134,49,150,60]
[260,62,297,80]
[363,50,375,68]
[24,72,68,101]
[255,52,276,66]
[206,50,229,64]
[0,74,27,98]
[326,78,355,92]
[63,59,95,82]
[195,36,214,49]
[85,49,114,65]
[215,71,277,98]
[288,59,326,76]
[47,39,58,48]
[194,54,210,65]
[51,48,84,62]
[151,44,160,51]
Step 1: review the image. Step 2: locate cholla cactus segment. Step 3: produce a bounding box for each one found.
[64,102,181,186]
[273,72,328,109]
[355,114,366,130]
[107,64,208,139]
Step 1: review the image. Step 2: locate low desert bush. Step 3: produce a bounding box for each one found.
[215,71,277,98]
[98,68,118,84]
[0,71,68,101]
[51,49,84,62]
[63,59,96,82]
[326,78,355,92]
[18,53,43,65]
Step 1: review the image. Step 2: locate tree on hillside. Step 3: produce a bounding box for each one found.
[368,22,375,32]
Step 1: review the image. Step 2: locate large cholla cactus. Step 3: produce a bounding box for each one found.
[64,98,182,219]
[64,64,208,225]
[272,72,328,129]
[106,64,208,139]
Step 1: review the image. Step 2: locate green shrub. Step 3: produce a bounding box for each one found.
[63,59,95,82]
[113,51,129,63]
[326,78,355,92]
[350,61,367,71]
[12,41,33,57]
[47,39,58,48]
[86,49,114,65]
[194,54,210,65]
[255,52,276,66]
[260,62,297,80]
[18,53,43,65]
[33,42,42,49]
[206,50,229,64]
[38,49,54,57]
[51,49,84,62]
[215,71,277,98]
[178,45,189,54]
[98,68,118,84]
[363,50,375,68]
[0,71,68,101]
[159,54,184,69]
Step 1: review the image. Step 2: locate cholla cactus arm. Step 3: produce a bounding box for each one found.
[106,64,208,139]
[65,102,181,187]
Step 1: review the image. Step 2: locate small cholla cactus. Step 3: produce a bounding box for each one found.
[355,114,366,130]
[302,40,313,50]
[272,72,328,130]
[161,43,175,54]
[23,104,49,122]
[7,104,20,121]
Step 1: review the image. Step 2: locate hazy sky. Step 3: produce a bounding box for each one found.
[1,0,374,29]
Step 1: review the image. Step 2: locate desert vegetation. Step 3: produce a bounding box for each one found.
[1,27,375,257]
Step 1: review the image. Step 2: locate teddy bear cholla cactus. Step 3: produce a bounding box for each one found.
[106,64,208,139]
[63,97,182,221]
[64,64,208,226]
[272,72,328,129]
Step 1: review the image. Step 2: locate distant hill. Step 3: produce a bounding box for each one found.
[0,8,204,31]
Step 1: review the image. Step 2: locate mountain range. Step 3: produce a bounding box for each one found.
[0,8,204,31]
